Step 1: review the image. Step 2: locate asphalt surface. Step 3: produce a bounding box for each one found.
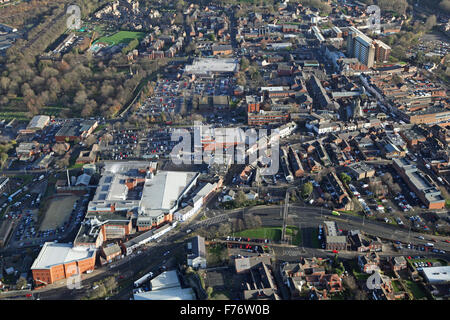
[10,204,449,300]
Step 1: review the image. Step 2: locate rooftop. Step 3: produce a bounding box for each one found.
[133,287,196,300]
[31,242,95,270]
[27,115,50,130]
[151,270,181,291]
[422,266,450,284]
[185,58,239,75]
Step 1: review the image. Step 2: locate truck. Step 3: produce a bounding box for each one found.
[8,188,22,202]
[133,272,153,288]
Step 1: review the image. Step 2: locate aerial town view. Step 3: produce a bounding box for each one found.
[0,0,449,309]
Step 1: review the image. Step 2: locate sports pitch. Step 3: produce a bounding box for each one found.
[96,31,146,46]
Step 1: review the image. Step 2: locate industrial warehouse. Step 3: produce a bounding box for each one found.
[30,160,217,285]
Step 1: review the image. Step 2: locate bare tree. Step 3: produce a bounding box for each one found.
[84,135,97,147]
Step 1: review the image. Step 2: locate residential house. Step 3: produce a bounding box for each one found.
[358,252,381,274]
[187,236,207,269]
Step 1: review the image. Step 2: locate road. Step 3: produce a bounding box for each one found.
[196,204,450,252]
[17,203,449,300]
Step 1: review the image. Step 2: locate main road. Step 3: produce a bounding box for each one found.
[194,204,450,252]
[12,204,449,300]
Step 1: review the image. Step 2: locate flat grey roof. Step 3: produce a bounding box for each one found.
[185,58,239,74]
[31,242,95,270]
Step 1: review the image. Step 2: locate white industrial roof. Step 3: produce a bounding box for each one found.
[422,266,450,284]
[27,115,50,130]
[88,161,197,216]
[151,270,181,291]
[140,171,197,214]
[31,242,95,270]
[185,58,239,74]
[134,270,196,300]
[133,287,196,300]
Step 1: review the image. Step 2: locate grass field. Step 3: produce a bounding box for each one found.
[234,226,300,243]
[286,225,302,246]
[391,280,402,292]
[405,280,427,299]
[40,195,78,231]
[235,227,282,241]
[96,31,146,46]
[0,104,69,121]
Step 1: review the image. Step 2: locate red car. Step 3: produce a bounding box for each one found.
[332,250,339,254]
[444,240,450,243]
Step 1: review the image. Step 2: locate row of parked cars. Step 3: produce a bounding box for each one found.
[318,225,326,249]
[225,236,270,244]
[228,243,264,253]
[395,240,446,254]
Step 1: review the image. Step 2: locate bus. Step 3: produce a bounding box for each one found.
[331,210,341,216]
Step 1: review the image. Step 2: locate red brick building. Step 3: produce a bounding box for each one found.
[31,242,96,286]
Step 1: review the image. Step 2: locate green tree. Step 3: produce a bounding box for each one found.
[340,173,351,185]
[234,190,247,205]
[240,57,249,71]
[425,15,437,31]
[0,153,8,169]
[16,277,27,290]
[206,286,213,299]
[440,0,450,13]
[300,182,313,199]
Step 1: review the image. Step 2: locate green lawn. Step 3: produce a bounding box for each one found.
[234,226,300,243]
[0,105,69,121]
[353,270,370,282]
[68,163,84,170]
[391,280,402,292]
[286,225,302,246]
[96,31,146,46]
[235,227,282,241]
[405,280,427,299]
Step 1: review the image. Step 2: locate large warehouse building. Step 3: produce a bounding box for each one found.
[422,266,450,284]
[87,161,199,231]
[31,242,96,286]
[184,58,239,77]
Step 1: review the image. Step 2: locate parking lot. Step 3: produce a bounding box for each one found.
[9,193,89,248]
[39,195,79,231]
[99,127,179,160]
[138,79,189,116]
[407,256,447,272]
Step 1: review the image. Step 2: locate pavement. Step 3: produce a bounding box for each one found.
[11,203,448,300]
